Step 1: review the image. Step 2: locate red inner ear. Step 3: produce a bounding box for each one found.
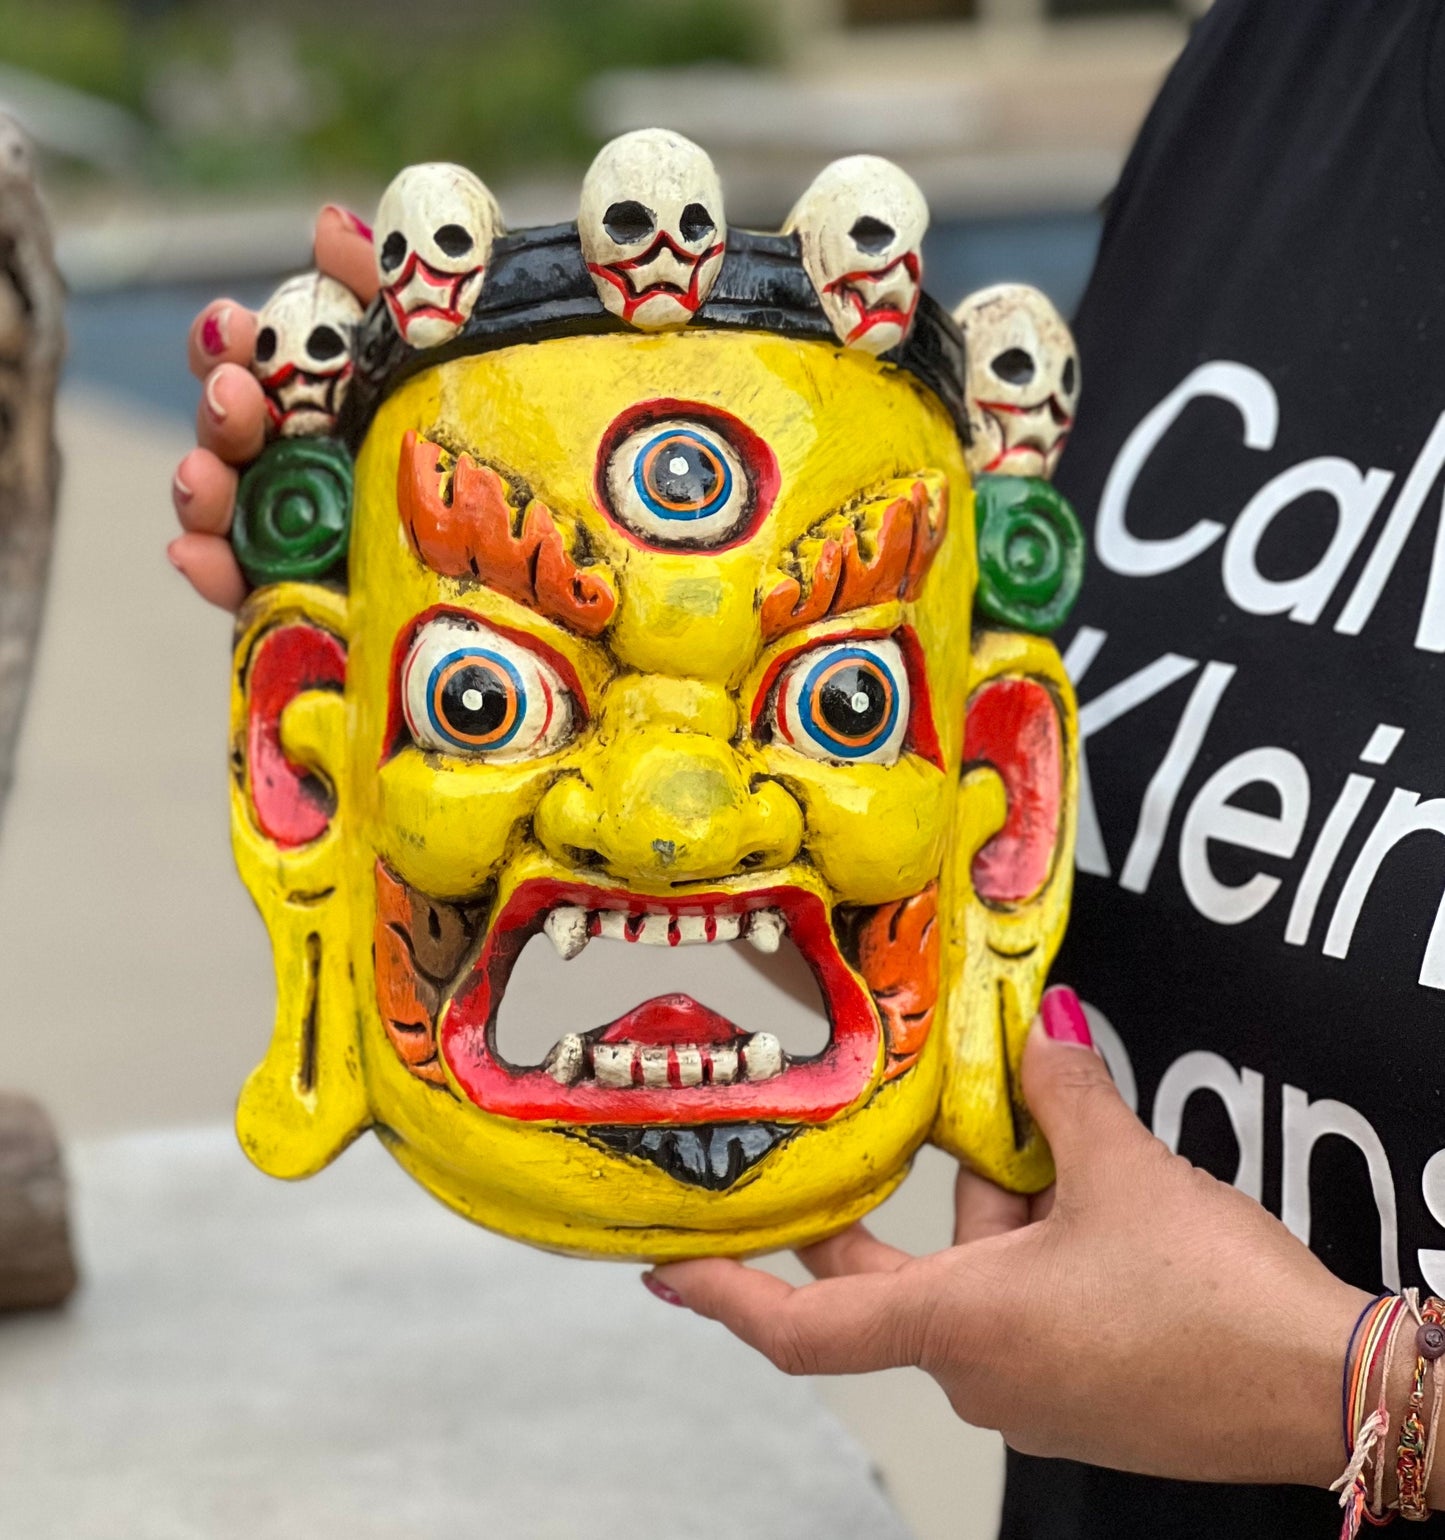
[963,677,1062,905]
[247,624,347,849]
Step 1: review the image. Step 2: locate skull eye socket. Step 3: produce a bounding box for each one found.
[379,231,408,273]
[679,202,715,243]
[253,326,278,364]
[306,324,346,361]
[770,638,910,766]
[991,347,1036,387]
[400,618,575,762]
[603,418,752,549]
[1062,356,1078,396]
[603,200,655,245]
[848,215,895,254]
[433,223,474,259]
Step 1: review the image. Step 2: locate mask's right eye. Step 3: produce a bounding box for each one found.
[401,618,574,761]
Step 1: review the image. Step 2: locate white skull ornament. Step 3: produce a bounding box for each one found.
[375,163,503,348]
[954,284,1080,480]
[251,273,363,438]
[788,156,928,357]
[578,128,726,331]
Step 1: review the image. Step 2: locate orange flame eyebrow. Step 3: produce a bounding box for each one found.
[759,474,947,643]
[398,430,617,638]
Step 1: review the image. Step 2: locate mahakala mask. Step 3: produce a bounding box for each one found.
[221,135,1086,1260]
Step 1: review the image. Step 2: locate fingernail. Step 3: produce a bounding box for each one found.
[172,471,193,505]
[204,373,227,424]
[324,203,373,241]
[641,1271,684,1307]
[200,306,229,357]
[1040,986,1093,1049]
[166,540,185,573]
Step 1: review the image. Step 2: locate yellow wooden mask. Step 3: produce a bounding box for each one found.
[223,135,1085,1259]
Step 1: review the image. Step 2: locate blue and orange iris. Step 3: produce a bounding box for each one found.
[632,428,733,523]
[796,648,899,759]
[425,647,525,752]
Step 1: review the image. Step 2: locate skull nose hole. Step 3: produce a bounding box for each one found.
[1062,356,1078,396]
[434,223,474,258]
[253,326,277,364]
[849,215,895,253]
[679,202,715,243]
[603,200,656,245]
[306,325,346,360]
[379,230,407,272]
[991,347,1036,386]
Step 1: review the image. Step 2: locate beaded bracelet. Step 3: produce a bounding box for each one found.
[1396,1297,1445,1520]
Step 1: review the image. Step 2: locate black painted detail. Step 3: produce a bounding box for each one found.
[434,223,474,258]
[603,200,655,244]
[579,1122,793,1190]
[992,347,1036,386]
[679,202,715,243]
[849,215,895,253]
[379,231,407,273]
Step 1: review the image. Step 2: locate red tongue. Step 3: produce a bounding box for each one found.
[598,994,743,1046]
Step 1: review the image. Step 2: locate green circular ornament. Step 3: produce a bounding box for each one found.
[232,437,354,587]
[973,474,1084,634]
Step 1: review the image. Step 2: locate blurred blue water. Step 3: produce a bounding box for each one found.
[62,213,1102,421]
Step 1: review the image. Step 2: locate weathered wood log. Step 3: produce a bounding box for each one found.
[0,116,74,1311]
[0,112,64,823]
[0,1094,76,1309]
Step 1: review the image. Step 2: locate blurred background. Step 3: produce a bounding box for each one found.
[0,2,1205,1536]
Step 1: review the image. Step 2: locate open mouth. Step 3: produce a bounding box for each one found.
[437,878,881,1126]
[589,234,725,319]
[384,254,474,335]
[977,398,1073,473]
[828,253,922,343]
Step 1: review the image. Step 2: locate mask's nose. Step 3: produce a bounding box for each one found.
[533,678,803,885]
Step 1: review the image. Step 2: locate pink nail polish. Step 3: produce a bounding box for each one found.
[172,472,194,505]
[642,1271,684,1307]
[325,203,373,241]
[200,307,229,357]
[1040,986,1093,1049]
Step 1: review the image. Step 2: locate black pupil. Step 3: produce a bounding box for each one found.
[679,201,714,243]
[992,347,1037,386]
[849,215,895,253]
[646,436,719,510]
[441,663,508,739]
[380,231,407,271]
[306,325,345,360]
[434,223,473,258]
[253,326,277,363]
[604,200,655,244]
[819,665,887,740]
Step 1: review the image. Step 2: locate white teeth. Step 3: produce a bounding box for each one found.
[673,1045,704,1087]
[591,1043,634,1089]
[708,1045,739,1085]
[742,1032,784,1082]
[673,915,709,944]
[543,906,589,961]
[543,1033,586,1085]
[580,910,746,945]
[744,910,785,954]
[712,915,742,942]
[595,912,630,943]
[639,1046,672,1088]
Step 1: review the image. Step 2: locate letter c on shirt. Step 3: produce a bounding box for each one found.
[1096,361,1279,577]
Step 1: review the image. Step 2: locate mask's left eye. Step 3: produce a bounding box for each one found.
[769,637,910,766]
[401,618,574,761]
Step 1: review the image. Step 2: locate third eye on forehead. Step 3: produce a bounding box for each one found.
[603,200,655,244]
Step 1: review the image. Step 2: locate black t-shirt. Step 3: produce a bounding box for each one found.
[1001,1,1445,1533]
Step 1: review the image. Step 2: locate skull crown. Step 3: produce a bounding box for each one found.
[954,284,1080,481]
[251,273,364,439]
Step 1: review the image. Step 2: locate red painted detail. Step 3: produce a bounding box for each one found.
[438,879,880,1125]
[592,398,780,554]
[247,623,346,848]
[381,602,590,765]
[597,994,743,1047]
[824,251,922,344]
[963,677,1063,904]
[586,234,724,322]
[382,250,479,338]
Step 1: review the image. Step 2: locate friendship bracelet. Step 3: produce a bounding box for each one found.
[1396,1295,1445,1520]
[1348,1297,1393,1454]
[1367,1298,1411,1524]
[1336,1295,1410,1539]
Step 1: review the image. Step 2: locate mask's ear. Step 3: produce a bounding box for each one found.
[930,628,1077,1192]
[229,583,370,1178]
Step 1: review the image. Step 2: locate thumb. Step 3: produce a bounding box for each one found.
[1021,987,1139,1174]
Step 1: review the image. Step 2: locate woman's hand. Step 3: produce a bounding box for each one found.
[168,205,378,611]
[649,989,1370,1491]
